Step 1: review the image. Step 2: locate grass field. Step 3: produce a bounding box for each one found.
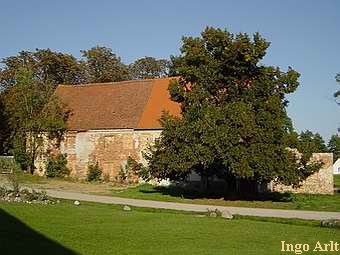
[112,184,340,212]
[0,201,338,255]
[335,175,340,188]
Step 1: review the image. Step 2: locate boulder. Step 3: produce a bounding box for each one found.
[123,205,132,211]
[221,210,233,220]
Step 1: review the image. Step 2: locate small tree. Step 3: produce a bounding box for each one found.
[2,68,67,173]
[46,154,69,178]
[86,161,102,182]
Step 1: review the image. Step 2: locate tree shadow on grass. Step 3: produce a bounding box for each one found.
[0,208,78,255]
[140,181,293,202]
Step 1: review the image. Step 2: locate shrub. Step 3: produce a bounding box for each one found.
[86,161,102,182]
[103,173,110,182]
[0,157,22,194]
[0,185,55,204]
[117,156,149,183]
[7,171,21,194]
[46,154,69,178]
[0,156,20,173]
[117,161,132,183]
[0,186,7,197]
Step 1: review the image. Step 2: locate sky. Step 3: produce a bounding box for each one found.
[0,0,339,141]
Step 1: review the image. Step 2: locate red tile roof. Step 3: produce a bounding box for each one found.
[55,77,181,131]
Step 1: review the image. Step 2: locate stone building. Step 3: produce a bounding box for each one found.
[333,158,340,175]
[36,77,180,179]
[36,77,334,194]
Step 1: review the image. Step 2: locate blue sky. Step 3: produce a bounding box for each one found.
[0,0,339,141]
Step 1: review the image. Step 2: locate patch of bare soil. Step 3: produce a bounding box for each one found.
[0,174,133,196]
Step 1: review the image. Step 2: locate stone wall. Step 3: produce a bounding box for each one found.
[36,129,161,179]
[35,133,334,195]
[271,153,334,195]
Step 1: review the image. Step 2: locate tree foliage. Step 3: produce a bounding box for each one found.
[0,95,10,154]
[296,130,327,154]
[0,45,170,160]
[146,27,320,188]
[0,49,84,90]
[2,68,68,173]
[129,56,170,79]
[328,134,340,162]
[81,46,130,83]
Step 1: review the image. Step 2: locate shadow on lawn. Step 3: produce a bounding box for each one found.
[0,209,78,255]
[140,181,293,202]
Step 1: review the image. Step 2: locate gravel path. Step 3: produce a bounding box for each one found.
[46,189,340,220]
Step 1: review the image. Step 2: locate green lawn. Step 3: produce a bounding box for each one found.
[0,201,338,255]
[0,172,48,184]
[112,184,340,212]
[335,175,340,188]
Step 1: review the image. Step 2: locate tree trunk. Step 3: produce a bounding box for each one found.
[200,174,209,192]
[28,137,36,175]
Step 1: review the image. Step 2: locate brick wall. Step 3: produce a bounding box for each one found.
[56,129,161,179]
[35,132,334,195]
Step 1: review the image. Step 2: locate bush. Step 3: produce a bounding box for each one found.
[7,171,21,194]
[86,161,102,182]
[117,156,149,183]
[0,156,20,173]
[0,157,22,193]
[46,154,69,178]
[0,185,55,204]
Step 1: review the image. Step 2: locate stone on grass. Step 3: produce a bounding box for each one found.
[321,219,340,228]
[207,208,222,217]
[221,210,233,220]
[74,200,80,206]
[123,205,131,211]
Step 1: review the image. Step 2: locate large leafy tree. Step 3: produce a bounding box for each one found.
[146,27,320,189]
[328,134,340,162]
[129,56,170,79]
[0,49,81,155]
[81,46,130,83]
[2,68,67,173]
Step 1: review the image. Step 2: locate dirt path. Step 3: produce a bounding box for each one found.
[46,189,340,220]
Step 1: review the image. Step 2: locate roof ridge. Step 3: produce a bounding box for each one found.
[58,76,174,88]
